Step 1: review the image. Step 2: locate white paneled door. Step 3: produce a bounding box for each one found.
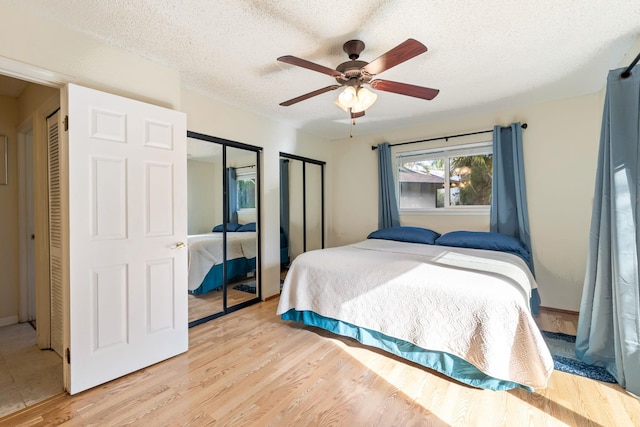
[64,84,188,394]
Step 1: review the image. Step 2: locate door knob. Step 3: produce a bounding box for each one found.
[171,241,186,249]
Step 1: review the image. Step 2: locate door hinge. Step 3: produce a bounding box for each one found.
[66,348,71,364]
[63,115,69,131]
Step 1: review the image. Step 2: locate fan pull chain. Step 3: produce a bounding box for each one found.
[349,109,356,138]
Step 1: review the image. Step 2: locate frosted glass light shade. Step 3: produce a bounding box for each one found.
[356,87,377,110]
[334,86,378,113]
[351,101,365,114]
[338,86,357,108]
[334,98,348,112]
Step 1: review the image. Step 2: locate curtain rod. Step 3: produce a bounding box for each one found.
[621,51,640,79]
[371,123,528,151]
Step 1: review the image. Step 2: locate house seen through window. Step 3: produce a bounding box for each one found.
[397,142,493,212]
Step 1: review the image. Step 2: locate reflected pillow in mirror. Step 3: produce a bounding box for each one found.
[212,223,242,232]
[237,222,256,232]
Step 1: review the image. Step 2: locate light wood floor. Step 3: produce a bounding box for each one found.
[188,279,258,322]
[2,299,639,427]
[0,279,261,420]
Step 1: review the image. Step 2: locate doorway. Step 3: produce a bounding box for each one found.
[0,74,62,417]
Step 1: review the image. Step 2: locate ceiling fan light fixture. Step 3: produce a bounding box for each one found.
[353,87,377,112]
[336,86,378,114]
[334,98,348,112]
[337,86,357,108]
[351,101,365,114]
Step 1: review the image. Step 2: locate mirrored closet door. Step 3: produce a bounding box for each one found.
[280,153,325,265]
[187,132,261,327]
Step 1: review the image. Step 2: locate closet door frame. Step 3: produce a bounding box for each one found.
[279,152,325,252]
[187,131,262,328]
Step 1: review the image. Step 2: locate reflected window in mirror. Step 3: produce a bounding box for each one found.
[237,170,256,210]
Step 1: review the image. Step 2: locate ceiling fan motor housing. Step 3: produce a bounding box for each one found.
[336,60,370,86]
[336,40,371,86]
[343,40,365,59]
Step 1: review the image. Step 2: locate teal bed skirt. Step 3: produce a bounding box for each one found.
[281,309,533,392]
[190,257,250,295]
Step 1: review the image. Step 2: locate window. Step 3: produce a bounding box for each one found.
[397,142,492,213]
[237,172,256,210]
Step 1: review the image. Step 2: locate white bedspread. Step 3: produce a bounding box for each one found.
[277,239,553,389]
[187,232,257,291]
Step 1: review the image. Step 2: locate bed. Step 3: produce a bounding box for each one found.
[188,222,290,294]
[277,227,553,391]
[187,223,257,295]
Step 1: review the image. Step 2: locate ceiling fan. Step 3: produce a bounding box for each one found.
[277,38,439,119]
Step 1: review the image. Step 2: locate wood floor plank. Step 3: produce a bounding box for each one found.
[1,299,639,427]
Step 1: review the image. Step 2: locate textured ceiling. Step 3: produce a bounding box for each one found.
[9,0,640,139]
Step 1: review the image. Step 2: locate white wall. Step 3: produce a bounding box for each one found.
[17,84,59,125]
[0,95,19,325]
[287,160,304,260]
[305,163,324,252]
[187,159,218,235]
[329,91,605,311]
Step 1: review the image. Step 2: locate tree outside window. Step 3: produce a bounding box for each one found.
[397,142,492,212]
[237,173,256,210]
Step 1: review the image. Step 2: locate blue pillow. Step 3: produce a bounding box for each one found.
[237,222,256,232]
[435,231,532,269]
[212,223,241,232]
[367,226,440,245]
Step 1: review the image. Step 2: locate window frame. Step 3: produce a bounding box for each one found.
[396,141,493,215]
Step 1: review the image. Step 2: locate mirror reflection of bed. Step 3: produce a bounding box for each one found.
[187,135,261,324]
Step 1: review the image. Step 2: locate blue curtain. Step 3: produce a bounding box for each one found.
[280,159,290,242]
[227,167,238,224]
[377,143,400,229]
[491,123,539,313]
[575,67,640,396]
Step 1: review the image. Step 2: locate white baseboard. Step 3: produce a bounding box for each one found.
[0,315,19,327]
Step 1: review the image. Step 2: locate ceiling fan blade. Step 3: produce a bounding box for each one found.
[279,85,341,106]
[351,110,365,119]
[370,79,439,100]
[278,55,343,77]
[362,39,428,76]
